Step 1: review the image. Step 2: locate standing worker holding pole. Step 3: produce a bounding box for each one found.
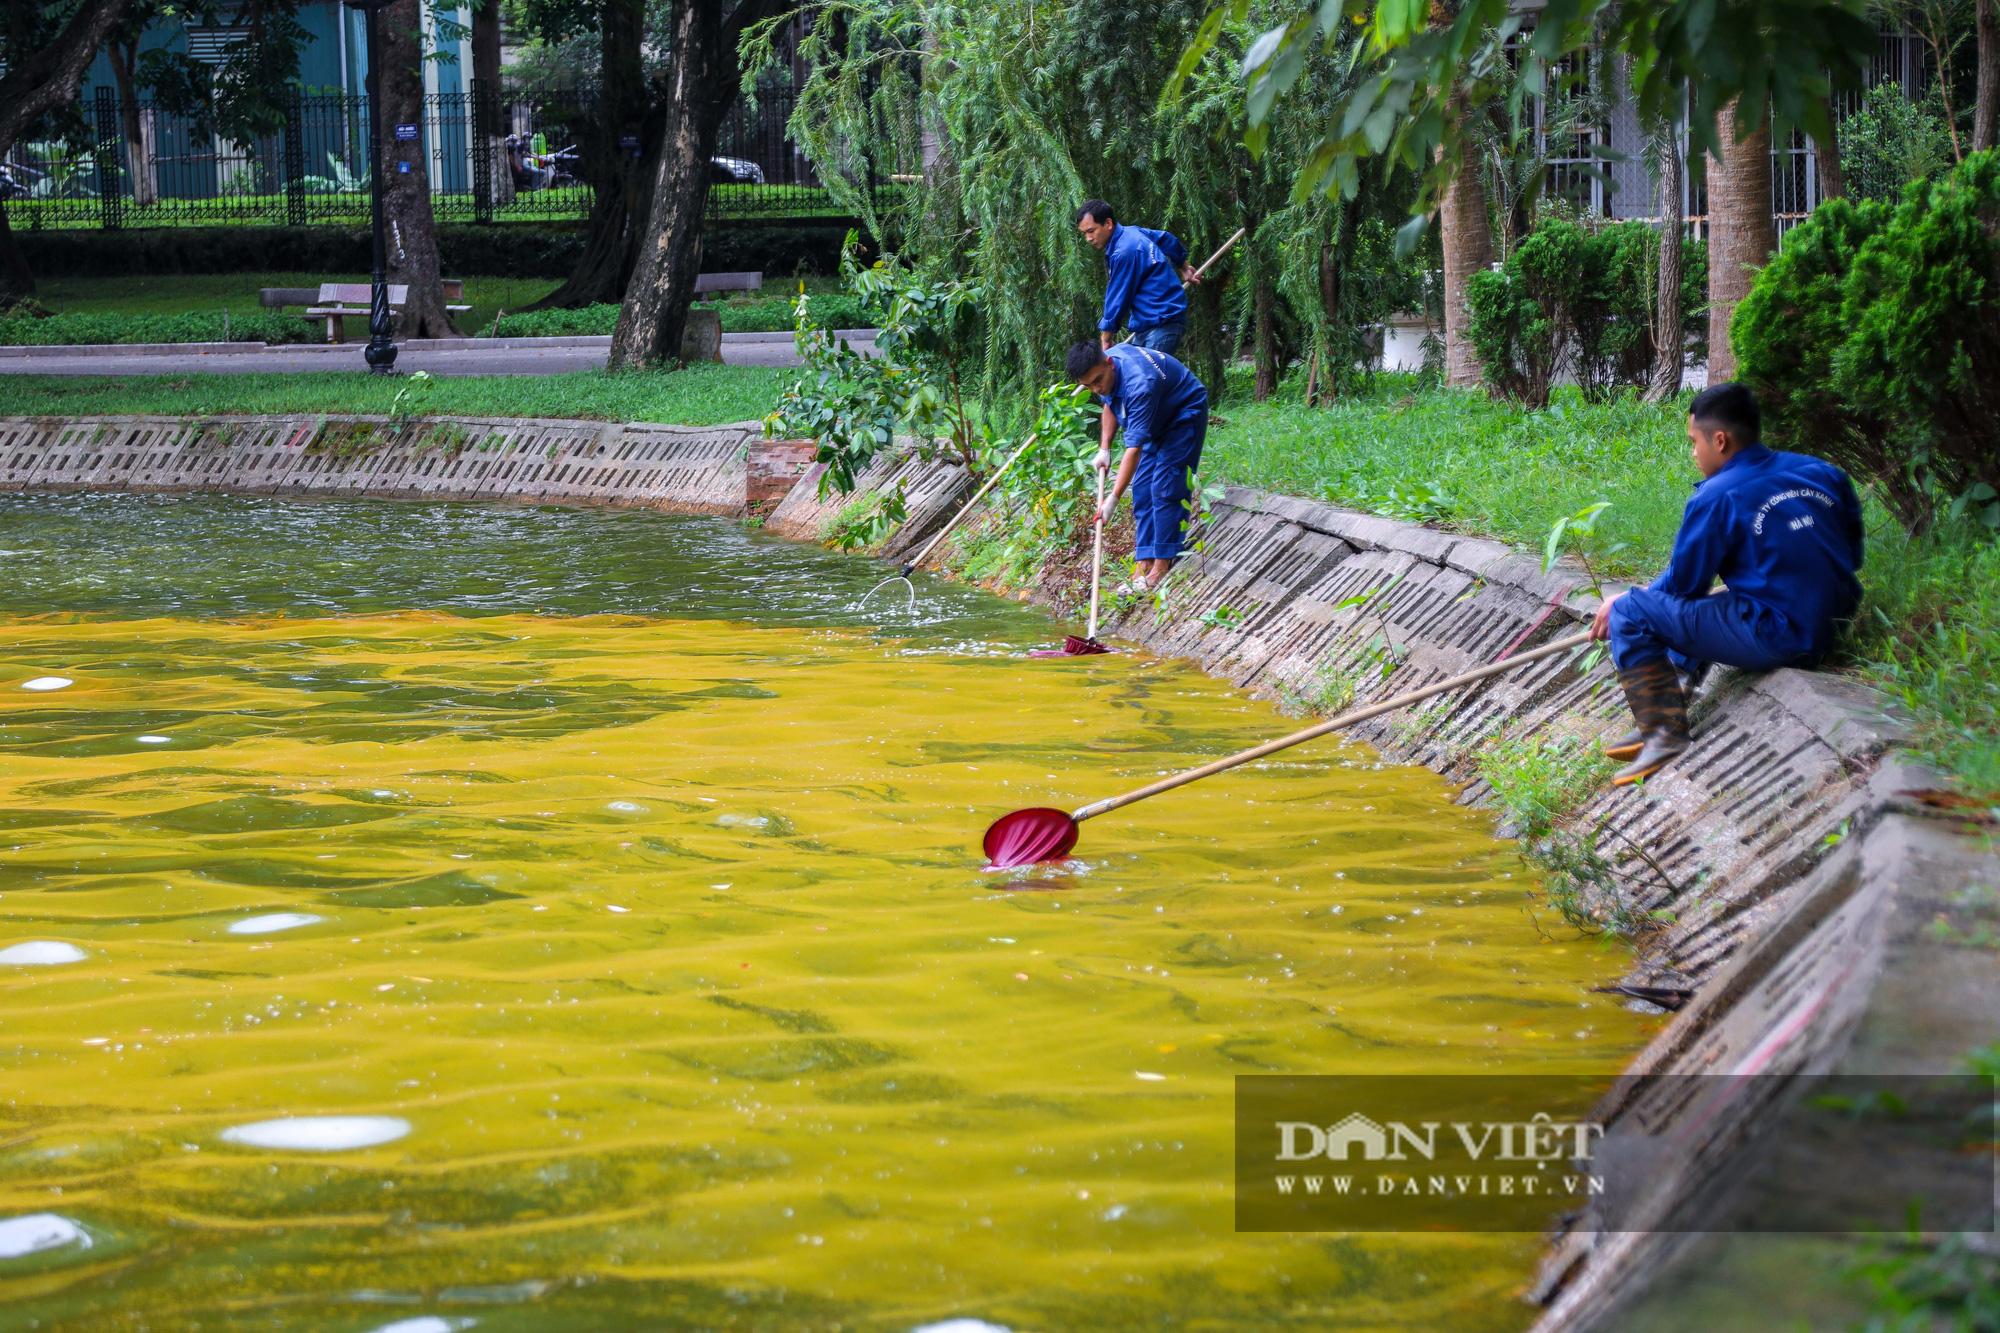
[1077,200,1202,475]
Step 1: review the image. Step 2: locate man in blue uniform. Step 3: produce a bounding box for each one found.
[1591,382,1865,785]
[1067,340,1209,592]
[1075,199,1198,354]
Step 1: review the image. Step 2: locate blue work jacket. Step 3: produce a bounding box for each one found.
[1099,224,1189,333]
[1100,344,1208,455]
[1649,443,1865,654]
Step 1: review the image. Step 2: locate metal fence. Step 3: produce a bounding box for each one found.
[1,84,867,231]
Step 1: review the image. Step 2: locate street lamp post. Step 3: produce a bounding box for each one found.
[343,0,397,375]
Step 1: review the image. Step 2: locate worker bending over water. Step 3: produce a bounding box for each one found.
[1592,382,1864,786]
[1068,340,1209,593]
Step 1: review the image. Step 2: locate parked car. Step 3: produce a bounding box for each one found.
[710,156,765,185]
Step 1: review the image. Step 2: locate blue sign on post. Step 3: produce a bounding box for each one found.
[393,123,419,142]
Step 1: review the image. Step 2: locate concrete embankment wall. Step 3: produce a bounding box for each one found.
[5,415,1992,1330]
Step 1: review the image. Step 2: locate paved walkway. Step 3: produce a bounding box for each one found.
[0,331,876,377]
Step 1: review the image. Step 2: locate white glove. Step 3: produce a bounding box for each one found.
[1093,448,1111,473]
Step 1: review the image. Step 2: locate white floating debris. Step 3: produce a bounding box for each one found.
[1133,1071,1166,1081]
[711,883,732,890]
[910,1322,1012,1333]
[228,914,323,936]
[1101,1204,1129,1221]
[20,677,72,692]
[366,1319,478,1333]
[715,814,768,829]
[136,736,170,744]
[0,1213,91,1259]
[0,941,87,966]
[607,905,629,914]
[606,800,645,813]
[220,1116,410,1151]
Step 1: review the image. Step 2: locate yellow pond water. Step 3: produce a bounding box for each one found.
[0,496,1657,1332]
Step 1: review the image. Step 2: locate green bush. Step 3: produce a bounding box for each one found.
[18,222,861,282]
[483,294,874,338]
[1735,149,2000,531]
[1464,216,1706,408]
[1838,83,1956,204]
[0,308,312,346]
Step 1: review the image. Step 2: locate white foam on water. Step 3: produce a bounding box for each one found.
[219,1116,411,1151]
[716,814,768,828]
[136,736,171,744]
[606,800,645,813]
[19,677,72,692]
[366,1319,478,1333]
[0,1213,91,1259]
[227,913,324,936]
[910,1322,1012,1333]
[0,942,88,966]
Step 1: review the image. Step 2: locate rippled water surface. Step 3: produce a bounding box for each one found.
[0,494,1655,1331]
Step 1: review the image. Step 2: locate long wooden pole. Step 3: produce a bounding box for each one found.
[894,434,1039,578]
[1185,226,1247,287]
[1086,464,1107,640]
[1071,629,1595,822]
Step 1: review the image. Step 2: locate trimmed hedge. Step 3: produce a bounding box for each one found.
[485,293,872,338]
[0,309,313,346]
[1736,149,2000,532]
[17,221,863,281]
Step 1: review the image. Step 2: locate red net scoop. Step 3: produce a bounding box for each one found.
[982,807,1078,869]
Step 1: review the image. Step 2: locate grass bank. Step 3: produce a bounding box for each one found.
[0,365,785,426]
[1203,371,1691,580]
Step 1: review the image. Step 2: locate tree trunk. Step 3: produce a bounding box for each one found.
[1977,0,2000,152]
[473,0,512,208]
[0,204,34,299]
[610,0,786,368]
[531,0,650,309]
[106,43,157,208]
[1253,274,1277,400]
[1811,95,1847,202]
[1438,116,1495,389]
[379,0,458,339]
[1705,98,1774,385]
[1647,115,1685,402]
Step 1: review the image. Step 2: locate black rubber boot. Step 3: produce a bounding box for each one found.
[1601,728,1644,762]
[1611,658,1690,786]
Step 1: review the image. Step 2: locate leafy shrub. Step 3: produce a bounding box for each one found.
[1465,216,1706,408]
[1838,82,1956,204]
[764,237,985,495]
[17,222,857,282]
[0,308,311,345]
[1735,149,2000,531]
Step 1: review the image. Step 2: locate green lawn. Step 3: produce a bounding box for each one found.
[33,272,561,342]
[0,364,786,426]
[1204,370,1693,579]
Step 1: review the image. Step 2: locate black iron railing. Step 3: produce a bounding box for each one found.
[2,84,870,231]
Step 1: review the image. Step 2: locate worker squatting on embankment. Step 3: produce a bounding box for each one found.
[1593,381,1865,786]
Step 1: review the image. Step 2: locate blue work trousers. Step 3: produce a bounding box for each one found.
[1130,410,1207,562]
[1129,319,1186,355]
[1608,587,1827,676]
